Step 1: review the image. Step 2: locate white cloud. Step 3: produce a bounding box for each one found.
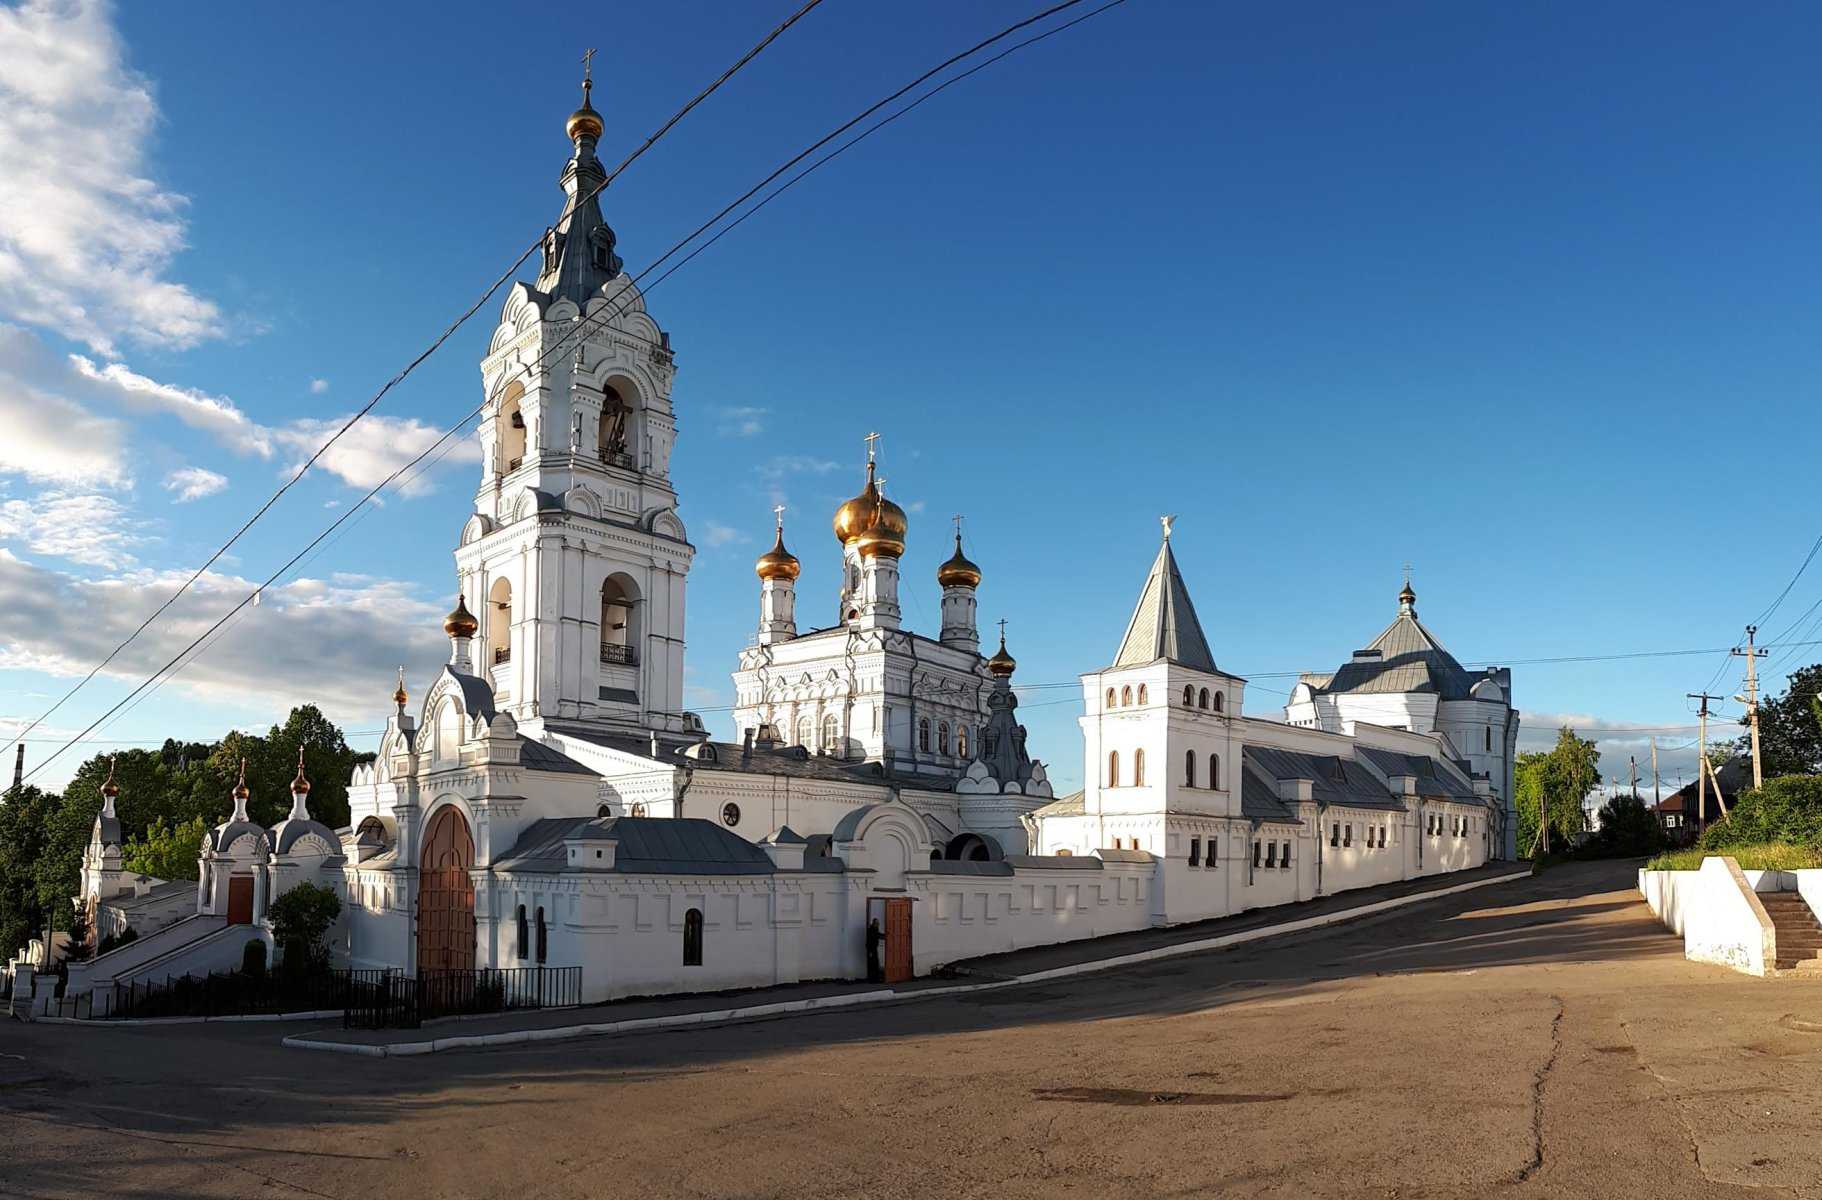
[0,323,129,486]
[701,521,750,548]
[0,490,140,567]
[274,415,477,497]
[163,466,226,503]
[905,499,927,514]
[309,378,329,395]
[70,353,271,456]
[0,0,222,353]
[716,405,768,437]
[0,553,450,716]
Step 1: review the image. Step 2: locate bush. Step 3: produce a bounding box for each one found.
[1581,792,1666,859]
[266,882,341,972]
[1646,842,1822,872]
[1697,775,1822,852]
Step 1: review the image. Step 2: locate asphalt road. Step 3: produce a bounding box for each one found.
[3,859,1818,1199]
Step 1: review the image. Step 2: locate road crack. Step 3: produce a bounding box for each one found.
[1513,994,1565,1184]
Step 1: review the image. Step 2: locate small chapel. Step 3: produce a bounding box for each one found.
[48,79,1516,1015]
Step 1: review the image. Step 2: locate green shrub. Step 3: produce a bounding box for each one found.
[1645,842,1822,871]
[1581,792,1666,858]
[267,882,341,972]
[1698,775,1822,852]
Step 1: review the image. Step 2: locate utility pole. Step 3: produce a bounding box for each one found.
[1688,692,1722,829]
[1732,625,1766,790]
[1629,754,1638,798]
[1651,736,1660,807]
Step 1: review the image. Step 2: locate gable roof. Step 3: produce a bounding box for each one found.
[1319,607,1476,700]
[1111,538,1217,672]
[493,816,777,875]
[1243,745,1405,813]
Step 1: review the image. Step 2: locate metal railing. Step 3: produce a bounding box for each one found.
[100,968,364,1020]
[599,448,634,470]
[343,965,582,1030]
[599,641,636,665]
[493,646,511,665]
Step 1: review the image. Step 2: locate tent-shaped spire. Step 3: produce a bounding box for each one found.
[1111,527,1217,672]
[535,70,623,307]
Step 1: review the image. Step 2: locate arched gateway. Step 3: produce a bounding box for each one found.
[417,807,475,974]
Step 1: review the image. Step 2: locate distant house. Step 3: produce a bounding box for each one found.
[1652,756,1752,836]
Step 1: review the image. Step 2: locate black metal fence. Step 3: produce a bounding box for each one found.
[343,966,581,1029]
[101,968,362,1020]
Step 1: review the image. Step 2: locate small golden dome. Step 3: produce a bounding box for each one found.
[833,461,883,545]
[100,757,119,798]
[443,594,478,638]
[566,79,604,141]
[232,758,250,801]
[937,533,981,588]
[755,524,801,581]
[291,748,311,796]
[392,667,408,708]
[985,631,1017,678]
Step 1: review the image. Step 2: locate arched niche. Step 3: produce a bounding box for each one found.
[600,573,641,665]
[496,380,527,475]
[487,577,513,668]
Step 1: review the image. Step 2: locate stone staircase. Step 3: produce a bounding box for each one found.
[1761,892,1822,972]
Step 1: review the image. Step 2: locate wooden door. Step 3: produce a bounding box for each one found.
[417,807,476,974]
[884,897,913,983]
[226,876,254,925]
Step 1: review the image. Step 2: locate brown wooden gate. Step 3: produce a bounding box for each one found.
[883,897,913,983]
[418,807,476,974]
[226,876,254,925]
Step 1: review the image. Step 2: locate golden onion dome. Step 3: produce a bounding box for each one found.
[443,594,479,638]
[833,461,884,545]
[566,79,604,141]
[937,533,981,589]
[291,748,311,796]
[985,631,1017,678]
[755,524,801,581]
[392,667,408,709]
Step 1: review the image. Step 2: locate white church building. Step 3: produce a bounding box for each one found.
[44,83,1515,1015]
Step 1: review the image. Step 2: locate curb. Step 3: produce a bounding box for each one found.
[284,867,1530,1058]
[39,1008,341,1027]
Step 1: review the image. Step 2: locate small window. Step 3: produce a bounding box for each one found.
[1107,688,1117,709]
[1183,685,1194,706]
[1189,836,1201,866]
[1137,684,1148,705]
[1210,753,1221,790]
[1184,749,1196,788]
[1208,837,1219,866]
[1344,824,1353,848]
[1108,750,1119,787]
[721,802,741,827]
[918,718,931,752]
[1330,822,1340,848]
[1485,726,1493,751]
[1280,841,1292,869]
[1252,841,1262,868]
[1056,848,1073,857]
[631,802,647,818]
[535,906,548,964]
[516,904,528,960]
[1212,692,1224,713]
[822,713,839,752]
[1198,688,1210,710]
[683,907,703,966]
[957,726,970,758]
[1265,841,1278,868]
[1121,685,1133,707]
[1134,748,1146,786]
[937,721,950,755]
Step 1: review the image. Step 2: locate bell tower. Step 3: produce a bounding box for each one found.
[452,70,694,735]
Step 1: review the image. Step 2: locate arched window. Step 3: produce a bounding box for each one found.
[1184,749,1196,788]
[1121,686,1132,707]
[957,726,970,758]
[516,904,528,960]
[535,905,547,964]
[1209,753,1221,790]
[1134,749,1146,786]
[1183,685,1194,706]
[1485,726,1493,751]
[795,717,812,747]
[495,380,526,475]
[600,577,636,664]
[1212,692,1224,713]
[1137,684,1148,705]
[683,908,703,966]
[487,577,513,666]
[1107,750,1119,787]
[630,802,647,818]
[597,383,630,466]
[918,718,931,752]
[821,713,839,753]
[937,722,950,755]
[1198,688,1210,710]
[1107,688,1117,709]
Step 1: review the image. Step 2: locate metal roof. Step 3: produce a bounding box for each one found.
[493,816,779,875]
[1317,609,1477,700]
[1356,747,1483,804]
[1111,538,1218,672]
[519,738,595,776]
[1243,745,1405,813]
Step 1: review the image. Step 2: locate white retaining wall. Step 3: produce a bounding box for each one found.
[1639,858,1776,977]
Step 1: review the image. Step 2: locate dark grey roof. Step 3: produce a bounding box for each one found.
[92,813,122,849]
[520,738,596,776]
[1243,746,1404,813]
[271,816,339,856]
[442,665,497,722]
[1317,608,1475,700]
[209,818,269,854]
[548,723,924,787]
[762,825,807,845]
[927,860,1014,876]
[108,879,193,911]
[533,105,624,308]
[1112,538,1217,672]
[1240,759,1301,825]
[493,816,775,876]
[1356,747,1483,804]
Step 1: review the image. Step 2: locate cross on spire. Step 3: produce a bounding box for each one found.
[772,503,786,530]
[997,617,1009,640]
[953,513,964,540]
[864,431,880,464]
[581,47,596,84]
[1403,561,1413,587]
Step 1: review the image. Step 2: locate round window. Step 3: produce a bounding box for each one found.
[721,803,740,827]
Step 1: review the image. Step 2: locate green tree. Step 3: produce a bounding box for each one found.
[267,882,341,972]
[121,816,209,882]
[0,785,59,955]
[1751,663,1822,777]
[1697,775,1822,851]
[1587,792,1667,858]
[1515,727,1600,856]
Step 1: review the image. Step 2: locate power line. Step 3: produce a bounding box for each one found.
[17,0,1130,786]
[4,2,827,760]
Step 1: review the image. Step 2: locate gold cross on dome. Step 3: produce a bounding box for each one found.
[864,431,880,463]
[997,618,1009,639]
[772,503,785,530]
[1403,561,1413,586]
[581,47,597,83]
[953,513,963,537]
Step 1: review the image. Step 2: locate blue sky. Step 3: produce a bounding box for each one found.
[3,0,1819,795]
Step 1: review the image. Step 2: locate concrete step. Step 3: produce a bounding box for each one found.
[1775,958,1822,972]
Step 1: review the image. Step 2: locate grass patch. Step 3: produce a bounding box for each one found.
[1645,843,1822,872]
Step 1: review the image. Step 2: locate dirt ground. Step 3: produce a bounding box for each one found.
[3,859,1818,1199]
